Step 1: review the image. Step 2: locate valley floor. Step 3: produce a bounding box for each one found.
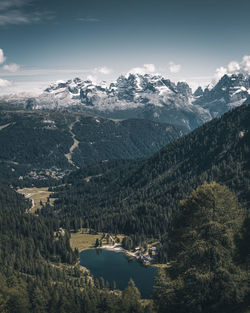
[17,186,56,213]
[15,185,168,268]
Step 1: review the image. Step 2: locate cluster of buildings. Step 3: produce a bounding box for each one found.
[135,246,158,264]
[19,168,69,181]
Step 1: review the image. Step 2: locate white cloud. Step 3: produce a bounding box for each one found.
[0,80,48,95]
[0,66,113,77]
[227,61,240,73]
[96,66,112,75]
[76,17,100,22]
[128,64,156,75]
[241,55,250,73]
[169,62,181,73]
[0,10,53,26]
[0,11,32,25]
[0,78,12,87]
[0,0,29,11]
[3,63,20,72]
[214,55,250,81]
[214,66,227,81]
[0,49,6,64]
[86,75,97,83]
[0,50,12,88]
[144,64,156,73]
[0,62,114,94]
[0,0,55,26]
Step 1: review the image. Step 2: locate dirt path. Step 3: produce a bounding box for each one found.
[17,187,56,213]
[65,117,80,169]
[0,122,15,131]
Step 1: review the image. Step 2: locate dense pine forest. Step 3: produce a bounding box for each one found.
[0,108,182,184]
[154,182,249,313]
[0,103,249,312]
[50,103,250,239]
[0,182,249,312]
[0,183,154,313]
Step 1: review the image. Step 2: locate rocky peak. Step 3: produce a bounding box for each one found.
[177,82,192,98]
[193,73,250,117]
[193,86,204,97]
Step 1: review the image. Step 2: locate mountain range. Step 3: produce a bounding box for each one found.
[1,72,249,132]
[1,71,250,184]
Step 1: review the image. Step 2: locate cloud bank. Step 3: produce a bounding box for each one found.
[169,62,181,73]
[0,48,19,88]
[0,0,54,26]
[128,64,156,75]
[76,17,100,22]
[0,78,12,87]
[95,66,112,75]
[3,63,20,72]
[0,0,30,11]
[215,55,250,81]
[0,49,6,64]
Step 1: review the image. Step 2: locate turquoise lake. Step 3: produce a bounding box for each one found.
[80,249,157,298]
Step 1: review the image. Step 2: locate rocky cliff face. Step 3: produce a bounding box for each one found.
[193,73,250,117]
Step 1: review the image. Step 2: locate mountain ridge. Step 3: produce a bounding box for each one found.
[1,72,249,132]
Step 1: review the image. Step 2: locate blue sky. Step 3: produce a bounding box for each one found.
[0,0,250,94]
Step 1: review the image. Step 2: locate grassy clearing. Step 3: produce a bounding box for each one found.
[70,232,101,252]
[70,230,125,252]
[17,187,56,213]
[152,262,172,269]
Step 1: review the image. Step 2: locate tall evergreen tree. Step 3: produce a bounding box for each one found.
[154,182,249,313]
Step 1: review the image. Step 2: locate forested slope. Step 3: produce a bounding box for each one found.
[53,103,250,237]
[0,108,182,183]
[0,183,154,312]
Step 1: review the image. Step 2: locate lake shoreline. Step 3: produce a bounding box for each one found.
[70,231,157,266]
[97,244,155,266]
[100,243,137,257]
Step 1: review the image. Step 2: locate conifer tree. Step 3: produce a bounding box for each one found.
[154,182,248,313]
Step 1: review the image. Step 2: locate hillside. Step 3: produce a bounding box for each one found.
[0,108,182,184]
[52,102,250,237]
[0,184,152,313]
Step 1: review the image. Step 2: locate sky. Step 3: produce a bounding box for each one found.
[0,0,250,94]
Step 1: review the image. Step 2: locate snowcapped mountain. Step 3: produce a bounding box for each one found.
[26,74,211,131]
[193,73,250,117]
[30,74,193,110]
[1,73,249,132]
